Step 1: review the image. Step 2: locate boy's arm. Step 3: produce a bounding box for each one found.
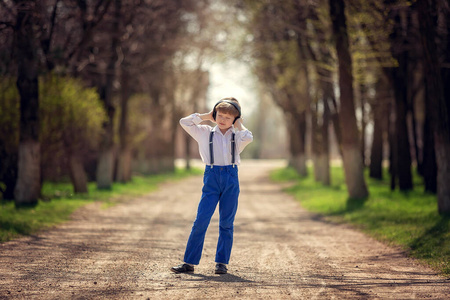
[179,111,215,141]
[234,117,253,153]
[234,117,247,132]
[197,110,215,122]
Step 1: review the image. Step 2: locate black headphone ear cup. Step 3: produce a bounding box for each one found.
[212,107,217,120]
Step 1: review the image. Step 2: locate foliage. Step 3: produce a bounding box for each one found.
[125,93,153,150]
[0,78,20,147]
[40,75,106,149]
[0,167,202,243]
[0,75,105,197]
[271,166,450,276]
[0,77,20,157]
[39,75,106,180]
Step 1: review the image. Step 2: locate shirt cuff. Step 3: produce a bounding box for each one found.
[192,113,203,125]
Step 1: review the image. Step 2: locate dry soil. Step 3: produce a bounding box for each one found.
[1,160,449,299]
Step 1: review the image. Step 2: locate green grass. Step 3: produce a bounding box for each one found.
[0,167,202,243]
[271,166,450,277]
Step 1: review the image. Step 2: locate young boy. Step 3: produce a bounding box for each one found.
[171,97,253,274]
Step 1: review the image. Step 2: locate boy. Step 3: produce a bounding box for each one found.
[171,97,253,274]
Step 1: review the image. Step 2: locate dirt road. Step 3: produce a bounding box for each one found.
[1,160,448,299]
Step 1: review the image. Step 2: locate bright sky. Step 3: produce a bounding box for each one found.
[207,60,258,117]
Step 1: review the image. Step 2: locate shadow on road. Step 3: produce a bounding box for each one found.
[184,272,254,283]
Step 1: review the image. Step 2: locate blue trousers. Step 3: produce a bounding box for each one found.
[183,165,240,265]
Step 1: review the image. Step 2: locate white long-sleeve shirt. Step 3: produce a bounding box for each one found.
[180,113,253,166]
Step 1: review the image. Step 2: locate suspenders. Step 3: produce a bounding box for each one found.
[209,131,214,166]
[209,131,236,168]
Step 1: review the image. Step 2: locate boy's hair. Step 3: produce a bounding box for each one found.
[215,97,241,118]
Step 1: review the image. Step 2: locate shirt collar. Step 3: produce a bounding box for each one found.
[213,125,236,135]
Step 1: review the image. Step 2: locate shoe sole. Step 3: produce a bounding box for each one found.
[170,267,194,274]
[215,270,227,274]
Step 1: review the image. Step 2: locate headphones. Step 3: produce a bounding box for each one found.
[212,99,241,124]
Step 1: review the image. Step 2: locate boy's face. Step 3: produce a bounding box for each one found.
[216,111,235,131]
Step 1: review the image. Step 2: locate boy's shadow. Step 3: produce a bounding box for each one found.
[185,273,254,283]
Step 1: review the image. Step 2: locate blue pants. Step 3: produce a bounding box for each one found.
[183,165,240,265]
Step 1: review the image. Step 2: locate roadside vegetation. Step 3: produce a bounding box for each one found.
[271,166,450,277]
[0,168,201,243]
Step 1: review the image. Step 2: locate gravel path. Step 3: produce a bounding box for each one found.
[1,160,448,299]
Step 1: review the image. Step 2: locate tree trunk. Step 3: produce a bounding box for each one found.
[369,100,383,180]
[392,54,413,190]
[288,112,308,177]
[116,67,132,183]
[147,80,175,174]
[97,0,121,189]
[329,0,368,199]
[311,105,321,182]
[316,49,334,186]
[185,135,192,170]
[417,0,450,214]
[116,148,132,182]
[65,132,89,194]
[386,4,414,191]
[438,2,450,209]
[329,93,343,157]
[388,99,398,190]
[359,82,367,167]
[167,74,178,174]
[69,154,88,194]
[410,93,423,176]
[321,92,331,186]
[410,60,425,176]
[96,148,115,188]
[0,154,18,200]
[96,107,116,189]
[370,73,390,180]
[422,103,437,193]
[14,0,41,206]
[311,99,329,185]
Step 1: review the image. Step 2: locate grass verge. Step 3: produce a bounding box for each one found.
[270,166,450,277]
[0,167,202,243]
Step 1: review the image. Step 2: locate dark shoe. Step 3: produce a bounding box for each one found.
[171,263,194,273]
[215,263,228,274]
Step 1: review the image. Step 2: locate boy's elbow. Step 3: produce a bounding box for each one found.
[242,134,253,146]
[179,117,190,127]
[248,131,254,142]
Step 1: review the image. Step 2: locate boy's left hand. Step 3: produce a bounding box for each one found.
[234,116,244,130]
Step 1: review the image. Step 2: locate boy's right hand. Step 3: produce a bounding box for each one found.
[199,110,215,123]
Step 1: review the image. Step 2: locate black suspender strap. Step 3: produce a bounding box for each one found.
[209,130,236,168]
[209,131,214,168]
[231,133,236,167]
